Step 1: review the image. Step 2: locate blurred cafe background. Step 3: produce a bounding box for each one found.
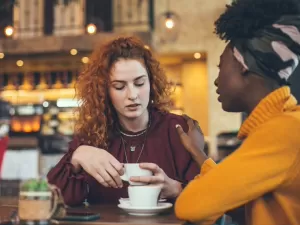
[0,0,300,196]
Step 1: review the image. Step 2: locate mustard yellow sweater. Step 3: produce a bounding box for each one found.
[175,86,300,225]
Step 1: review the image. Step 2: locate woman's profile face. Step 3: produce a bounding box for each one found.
[109,58,151,121]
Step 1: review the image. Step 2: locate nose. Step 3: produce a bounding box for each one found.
[127,85,138,101]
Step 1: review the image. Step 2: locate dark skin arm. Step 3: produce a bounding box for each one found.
[176,114,246,224]
[175,114,207,167]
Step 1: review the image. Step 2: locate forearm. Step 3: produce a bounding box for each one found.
[192,151,208,168]
[70,145,88,173]
[47,147,89,206]
[175,143,297,222]
[170,179,183,198]
[162,178,183,199]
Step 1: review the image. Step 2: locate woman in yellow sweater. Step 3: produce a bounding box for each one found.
[174,0,300,224]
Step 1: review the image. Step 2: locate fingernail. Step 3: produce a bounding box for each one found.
[176,124,181,128]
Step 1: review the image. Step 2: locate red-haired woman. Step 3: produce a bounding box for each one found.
[47,36,203,206]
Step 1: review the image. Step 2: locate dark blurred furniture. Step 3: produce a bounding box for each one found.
[0,99,12,121]
[216,131,242,162]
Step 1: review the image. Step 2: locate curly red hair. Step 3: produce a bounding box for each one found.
[74,36,173,148]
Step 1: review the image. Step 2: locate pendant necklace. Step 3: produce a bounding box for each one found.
[118,115,151,153]
[121,138,142,152]
[119,116,151,163]
[120,130,148,163]
[119,129,147,152]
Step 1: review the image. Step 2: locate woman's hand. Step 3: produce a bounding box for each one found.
[176,114,208,166]
[129,163,182,198]
[71,145,124,188]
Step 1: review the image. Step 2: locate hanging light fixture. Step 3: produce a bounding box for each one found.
[86,23,97,34]
[4,25,14,37]
[156,0,181,43]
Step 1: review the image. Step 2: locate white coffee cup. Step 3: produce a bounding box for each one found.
[128,185,162,207]
[120,163,152,185]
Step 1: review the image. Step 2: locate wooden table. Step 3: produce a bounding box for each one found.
[0,198,183,225]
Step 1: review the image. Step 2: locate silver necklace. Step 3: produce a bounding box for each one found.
[120,131,148,163]
[119,129,147,137]
[121,138,143,152]
[118,115,151,151]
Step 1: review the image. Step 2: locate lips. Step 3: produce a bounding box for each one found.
[126,104,140,108]
[216,90,221,102]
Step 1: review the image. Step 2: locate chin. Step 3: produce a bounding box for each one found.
[221,105,232,112]
[123,109,144,119]
[221,103,242,113]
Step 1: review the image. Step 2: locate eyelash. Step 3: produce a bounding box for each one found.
[135,83,144,87]
[114,83,144,90]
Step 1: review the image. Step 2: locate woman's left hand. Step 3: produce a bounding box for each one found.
[129,163,182,198]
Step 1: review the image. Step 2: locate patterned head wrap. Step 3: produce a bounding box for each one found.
[232,15,300,85]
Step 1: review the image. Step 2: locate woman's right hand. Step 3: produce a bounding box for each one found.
[176,114,208,167]
[71,145,124,188]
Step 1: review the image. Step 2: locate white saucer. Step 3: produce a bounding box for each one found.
[119,197,166,205]
[118,202,173,216]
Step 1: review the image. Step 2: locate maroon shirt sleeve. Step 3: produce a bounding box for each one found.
[168,116,200,186]
[47,137,89,206]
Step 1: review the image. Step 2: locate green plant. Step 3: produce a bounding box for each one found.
[21,179,50,192]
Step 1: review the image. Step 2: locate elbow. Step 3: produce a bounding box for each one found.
[174,205,188,221]
[56,183,86,207]
[64,196,85,207]
[46,170,86,207]
[174,195,196,221]
[175,197,224,225]
[174,193,208,222]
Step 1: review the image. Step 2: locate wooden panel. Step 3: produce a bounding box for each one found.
[7,137,38,149]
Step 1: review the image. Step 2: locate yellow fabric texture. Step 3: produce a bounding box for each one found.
[175,86,300,225]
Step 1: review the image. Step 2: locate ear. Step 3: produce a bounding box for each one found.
[236,60,248,75]
[241,66,249,75]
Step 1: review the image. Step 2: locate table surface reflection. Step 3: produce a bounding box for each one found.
[0,197,183,225]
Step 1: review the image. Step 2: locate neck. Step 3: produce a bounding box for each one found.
[118,110,149,133]
[244,75,280,115]
[244,88,276,115]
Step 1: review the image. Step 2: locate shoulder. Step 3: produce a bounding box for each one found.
[163,112,187,125]
[152,110,189,132]
[263,112,300,131]
[247,112,300,145]
[68,136,85,152]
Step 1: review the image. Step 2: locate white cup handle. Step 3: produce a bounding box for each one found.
[120,168,128,181]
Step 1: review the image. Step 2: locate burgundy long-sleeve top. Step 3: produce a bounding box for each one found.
[47,109,200,206]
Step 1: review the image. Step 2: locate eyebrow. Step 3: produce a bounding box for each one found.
[111,75,147,83]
